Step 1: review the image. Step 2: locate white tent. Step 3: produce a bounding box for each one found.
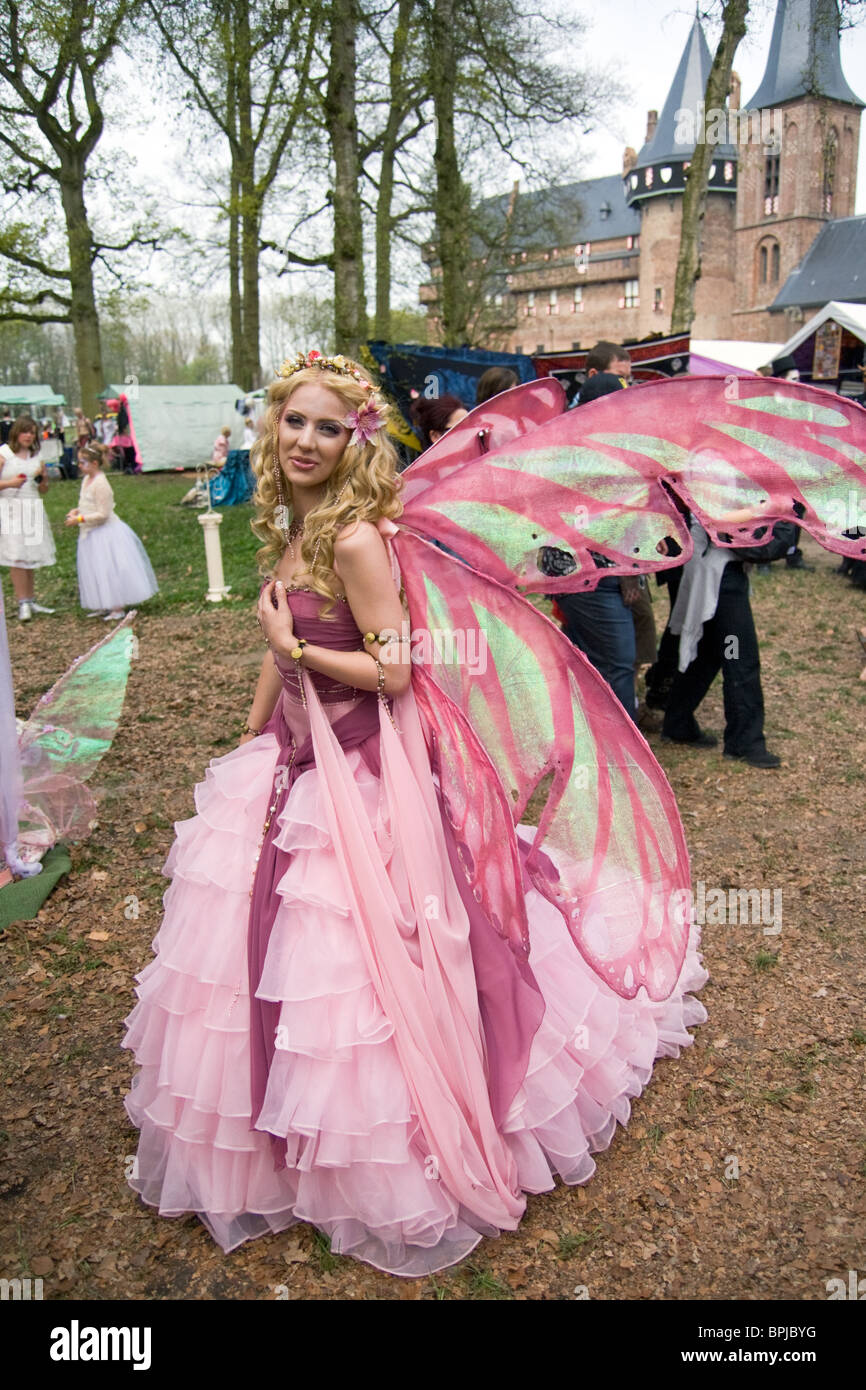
[690,340,784,372]
[102,384,244,471]
[772,302,866,394]
[774,301,866,357]
[0,384,66,407]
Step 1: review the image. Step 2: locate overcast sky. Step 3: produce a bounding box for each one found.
[114,0,866,304]
[579,0,866,209]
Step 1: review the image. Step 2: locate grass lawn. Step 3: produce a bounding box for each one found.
[27,472,263,616]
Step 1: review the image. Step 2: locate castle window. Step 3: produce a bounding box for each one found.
[536,344,545,354]
[763,147,780,215]
[547,289,559,315]
[724,162,734,182]
[572,286,583,312]
[758,239,780,288]
[645,167,654,188]
[823,127,837,214]
[623,279,639,309]
[524,291,536,316]
[654,287,663,312]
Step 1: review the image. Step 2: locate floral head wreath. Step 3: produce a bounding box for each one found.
[275,349,387,448]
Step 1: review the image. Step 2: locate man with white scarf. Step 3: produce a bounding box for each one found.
[660,516,797,769]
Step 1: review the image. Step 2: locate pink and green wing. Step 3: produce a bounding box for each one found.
[394,533,690,1001]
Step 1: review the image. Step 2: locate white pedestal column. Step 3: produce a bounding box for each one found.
[198,510,231,602]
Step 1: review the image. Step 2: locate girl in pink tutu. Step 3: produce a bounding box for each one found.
[122,353,707,1276]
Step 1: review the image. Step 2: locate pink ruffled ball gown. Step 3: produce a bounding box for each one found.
[123,586,706,1277]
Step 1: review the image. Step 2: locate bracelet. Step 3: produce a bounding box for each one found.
[363,629,410,646]
[290,639,308,707]
[364,650,386,697]
[242,721,262,736]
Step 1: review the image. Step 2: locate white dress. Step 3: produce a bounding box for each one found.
[76,471,159,610]
[0,445,57,570]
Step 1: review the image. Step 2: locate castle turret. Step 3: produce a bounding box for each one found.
[734,0,863,338]
[746,0,862,108]
[625,13,739,338]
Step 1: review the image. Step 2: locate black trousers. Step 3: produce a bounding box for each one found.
[662,563,767,756]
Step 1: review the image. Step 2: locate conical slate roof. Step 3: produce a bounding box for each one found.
[634,14,737,170]
[747,0,863,108]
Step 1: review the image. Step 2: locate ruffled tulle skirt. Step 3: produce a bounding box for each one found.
[77,516,158,610]
[123,728,707,1276]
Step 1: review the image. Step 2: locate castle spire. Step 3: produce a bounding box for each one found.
[746,0,863,108]
[625,12,737,207]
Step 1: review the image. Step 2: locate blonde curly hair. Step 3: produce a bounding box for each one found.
[250,362,403,613]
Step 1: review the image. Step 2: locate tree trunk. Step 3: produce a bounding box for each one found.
[670,0,750,335]
[235,0,261,389]
[430,0,469,346]
[225,25,244,387]
[57,152,103,415]
[374,0,415,340]
[325,0,366,355]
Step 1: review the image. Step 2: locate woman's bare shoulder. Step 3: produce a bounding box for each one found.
[333,519,386,556]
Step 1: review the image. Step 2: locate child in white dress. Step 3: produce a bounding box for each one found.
[66,443,158,620]
[0,415,57,621]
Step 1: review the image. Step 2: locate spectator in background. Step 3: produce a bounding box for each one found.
[0,408,11,447]
[212,426,232,469]
[660,518,796,768]
[544,369,640,718]
[571,342,631,409]
[410,394,468,451]
[115,395,137,474]
[73,406,93,448]
[475,367,519,406]
[768,354,812,570]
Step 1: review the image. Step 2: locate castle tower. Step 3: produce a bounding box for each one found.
[734,0,863,339]
[624,13,739,338]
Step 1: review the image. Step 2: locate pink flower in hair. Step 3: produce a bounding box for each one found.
[344,400,386,447]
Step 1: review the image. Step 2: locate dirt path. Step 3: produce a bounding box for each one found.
[2,540,864,1301]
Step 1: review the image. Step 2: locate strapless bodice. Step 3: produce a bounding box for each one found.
[271,587,367,705]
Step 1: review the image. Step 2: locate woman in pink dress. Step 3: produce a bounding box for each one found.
[122,353,707,1276]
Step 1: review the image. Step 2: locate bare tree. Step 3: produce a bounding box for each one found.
[324,0,368,355]
[422,0,612,345]
[670,0,750,334]
[0,0,161,413]
[144,0,322,389]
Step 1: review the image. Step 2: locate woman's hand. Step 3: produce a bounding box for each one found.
[37,474,48,494]
[238,731,257,746]
[257,580,295,658]
[0,474,26,491]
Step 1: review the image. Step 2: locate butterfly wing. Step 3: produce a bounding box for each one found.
[399,377,866,591]
[395,533,690,1001]
[18,620,136,846]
